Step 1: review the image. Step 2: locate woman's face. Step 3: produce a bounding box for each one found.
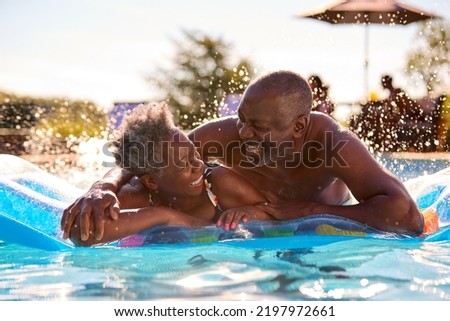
[156,129,206,198]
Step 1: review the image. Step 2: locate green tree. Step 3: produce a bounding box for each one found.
[0,92,107,139]
[148,30,255,129]
[406,19,450,96]
[35,100,107,139]
[1,92,108,154]
[1,92,52,129]
[29,99,108,154]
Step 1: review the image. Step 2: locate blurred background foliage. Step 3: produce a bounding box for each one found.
[147,30,255,130]
[1,92,51,129]
[0,30,255,155]
[0,92,106,136]
[1,25,449,155]
[406,19,450,96]
[0,91,107,154]
[34,100,107,139]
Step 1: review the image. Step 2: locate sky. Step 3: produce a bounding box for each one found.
[0,0,448,111]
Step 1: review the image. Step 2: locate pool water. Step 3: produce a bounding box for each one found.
[2,236,450,300]
[1,156,450,301]
[380,156,450,182]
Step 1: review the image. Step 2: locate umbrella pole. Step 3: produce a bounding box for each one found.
[363,24,369,101]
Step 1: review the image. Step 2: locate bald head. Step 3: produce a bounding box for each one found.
[247,70,313,116]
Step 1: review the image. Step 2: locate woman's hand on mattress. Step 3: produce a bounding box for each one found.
[216,208,249,231]
[61,187,120,241]
[216,204,275,231]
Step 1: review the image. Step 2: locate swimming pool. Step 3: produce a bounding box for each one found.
[1,155,450,301]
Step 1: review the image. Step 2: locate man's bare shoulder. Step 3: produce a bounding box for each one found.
[308,112,349,139]
[310,114,386,175]
[307,112,374,166]
[188,116,240,143]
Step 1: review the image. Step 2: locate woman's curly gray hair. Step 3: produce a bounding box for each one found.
[111,102,175,177]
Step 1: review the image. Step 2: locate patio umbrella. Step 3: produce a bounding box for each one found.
[298,0,441,98]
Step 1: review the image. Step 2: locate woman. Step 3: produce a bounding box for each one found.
[69,102,272,246]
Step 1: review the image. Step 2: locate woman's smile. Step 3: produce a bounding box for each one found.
[189,174,204,187]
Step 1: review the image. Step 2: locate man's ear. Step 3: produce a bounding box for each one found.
[140,174,158,191]
[292,115,309,138]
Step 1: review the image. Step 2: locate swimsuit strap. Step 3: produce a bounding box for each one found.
[204,164,225,213]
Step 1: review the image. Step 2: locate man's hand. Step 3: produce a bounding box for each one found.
[258,191,314,220]
[61,187,120,241]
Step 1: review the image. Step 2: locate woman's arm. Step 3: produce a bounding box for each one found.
[70,206,211,247]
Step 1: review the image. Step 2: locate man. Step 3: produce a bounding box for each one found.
[62,70,423,241]
[308,75,335,116]
[381,74,421,122]
[380,74,424,151]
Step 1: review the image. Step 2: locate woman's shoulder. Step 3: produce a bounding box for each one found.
[207,163,247,189]
[206,163,263,208]
[206,162,233,179]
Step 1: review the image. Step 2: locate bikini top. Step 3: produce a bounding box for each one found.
[203,163,225,216]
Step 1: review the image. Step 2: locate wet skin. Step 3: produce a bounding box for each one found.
[188,85,423,235]
[64,129,269,245]
[61,75,424,239]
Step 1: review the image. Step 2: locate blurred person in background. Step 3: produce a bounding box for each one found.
[308,75,335,117]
